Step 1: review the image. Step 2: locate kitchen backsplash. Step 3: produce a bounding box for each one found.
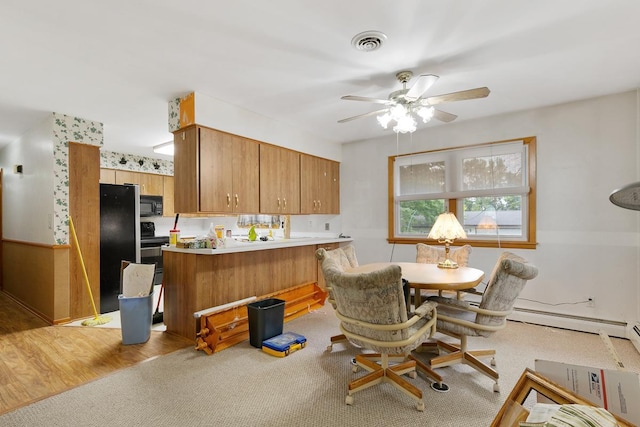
[148,214,342,240]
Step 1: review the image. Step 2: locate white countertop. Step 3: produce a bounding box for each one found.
[162,236,353,255]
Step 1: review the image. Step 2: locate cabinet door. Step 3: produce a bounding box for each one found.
[260,145,300,214]
[173,126,199,213]
[163,175,175,217]
[138,173,164,195]
[259,145,282,213]
[300,154,318,214]
[328,160,340,214]
[231,135,260,213]
[300,156,339,214]
[100,168,116,184]
[115,171,163,195]
[280,149,300,214]
[199,128,234,213]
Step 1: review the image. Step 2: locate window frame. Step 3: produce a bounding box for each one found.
[387,136,537,249]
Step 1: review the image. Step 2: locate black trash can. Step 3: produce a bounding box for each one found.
[247,298,285,348]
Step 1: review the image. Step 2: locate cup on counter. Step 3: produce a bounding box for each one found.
[226,229,232,238]
[169,229,180,246]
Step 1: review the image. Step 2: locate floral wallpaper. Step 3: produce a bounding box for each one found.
[168,97,180,132]
[52,112,103,244]
[101,151,173,175]
[52,113,175,244]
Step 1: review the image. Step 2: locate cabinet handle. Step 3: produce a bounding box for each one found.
[313,200,317,210]
[226,193,231,207]
[318,200,321,209]
[277,198,281,209]
[283,198,287,210]
[235,194,239,208]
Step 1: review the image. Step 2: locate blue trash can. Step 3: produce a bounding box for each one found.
[118,292,153,345]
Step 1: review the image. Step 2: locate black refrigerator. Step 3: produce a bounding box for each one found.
[100,183,140,313]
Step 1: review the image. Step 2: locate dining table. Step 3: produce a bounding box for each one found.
[347,262,485,310]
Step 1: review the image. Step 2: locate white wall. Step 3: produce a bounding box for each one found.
[190,92,341,162]
[193,92,342,161]
[1,115,55,244]
[340,90,640,337]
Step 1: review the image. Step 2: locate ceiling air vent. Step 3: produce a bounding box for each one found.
[351,31,387,52]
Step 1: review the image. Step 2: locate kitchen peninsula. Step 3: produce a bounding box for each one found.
[162,237,351,341]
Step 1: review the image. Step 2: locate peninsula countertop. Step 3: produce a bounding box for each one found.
[162,236,353,255]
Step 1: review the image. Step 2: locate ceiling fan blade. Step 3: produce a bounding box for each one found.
[337,108,389,123]
[341,95,393,105]
[433,109,457,123]
[424,87,490,106]
[405,74,439,101]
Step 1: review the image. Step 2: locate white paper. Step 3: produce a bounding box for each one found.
[535,359,640,425]
[121,263,155,297]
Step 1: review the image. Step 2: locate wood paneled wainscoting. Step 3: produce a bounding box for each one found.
[2,240,72,324]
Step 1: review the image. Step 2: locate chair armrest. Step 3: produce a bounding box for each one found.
[429,296,512,317]
[414,300,437,318]
[428,296,473,310]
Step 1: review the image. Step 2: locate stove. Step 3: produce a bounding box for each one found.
[140,222,168,286]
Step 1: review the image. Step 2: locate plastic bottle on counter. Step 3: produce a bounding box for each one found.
[207,223,216,239]
[169,229,180,246]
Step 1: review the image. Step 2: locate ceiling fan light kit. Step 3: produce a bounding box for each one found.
[339,70,490,134]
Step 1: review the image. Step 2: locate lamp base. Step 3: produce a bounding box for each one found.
[437,258,459,269]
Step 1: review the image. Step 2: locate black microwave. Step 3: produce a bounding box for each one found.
[140,195,163,217]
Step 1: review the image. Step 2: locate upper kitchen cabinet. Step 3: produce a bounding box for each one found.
[259,144,300,214]
[99,168,116,184]
[173,125,259,214]
[300,154,340,214]
[114,170,164,195]
[162,175,175,218]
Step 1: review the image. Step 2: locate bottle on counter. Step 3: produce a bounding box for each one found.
[169,229,180,246]
[248,225,257,241]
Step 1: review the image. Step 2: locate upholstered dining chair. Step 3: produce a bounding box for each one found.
[422,251,538,392]
[317,251,439,411]
[416,243,473,266]
[316,245,359,352]
[413,243,474,303]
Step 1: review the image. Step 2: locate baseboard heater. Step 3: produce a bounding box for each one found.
[630,323,640,354]
[513,307,626,327]
[510,306,626,335]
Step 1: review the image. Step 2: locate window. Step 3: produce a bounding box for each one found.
[388,137,536,249]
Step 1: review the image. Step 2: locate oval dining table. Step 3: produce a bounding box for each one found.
[347,262,485,309]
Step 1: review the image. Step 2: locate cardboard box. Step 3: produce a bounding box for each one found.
[535,359,640,425]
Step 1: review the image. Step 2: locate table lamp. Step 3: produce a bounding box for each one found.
[428,212,468,269]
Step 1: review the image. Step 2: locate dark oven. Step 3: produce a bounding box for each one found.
[140,222,169,286]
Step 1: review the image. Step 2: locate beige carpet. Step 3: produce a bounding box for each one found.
[1,304,639,427]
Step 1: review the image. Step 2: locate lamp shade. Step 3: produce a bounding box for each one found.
[428,212,467,241]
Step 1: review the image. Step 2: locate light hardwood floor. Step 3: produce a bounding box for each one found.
[0,291,192,416]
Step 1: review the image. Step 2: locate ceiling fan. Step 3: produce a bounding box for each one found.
[338,70,490,133]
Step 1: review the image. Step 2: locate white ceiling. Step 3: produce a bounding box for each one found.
[2,1,640,158]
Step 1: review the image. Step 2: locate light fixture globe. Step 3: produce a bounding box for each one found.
[428,212,467,269]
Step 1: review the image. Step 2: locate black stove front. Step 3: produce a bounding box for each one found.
[140,222,168,286]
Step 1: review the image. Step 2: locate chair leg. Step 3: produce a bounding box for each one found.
[347,353,425,411]
[427,336,501,392]
[326,333,347,352]
[408,353,450,392]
